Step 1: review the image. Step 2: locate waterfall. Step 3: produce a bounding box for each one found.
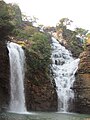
[7,42,26,113]
[51,37,80,112]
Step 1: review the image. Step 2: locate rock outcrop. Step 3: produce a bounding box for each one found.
[0,41,10,111]
[73,44,90,114]
[24,49,58,111]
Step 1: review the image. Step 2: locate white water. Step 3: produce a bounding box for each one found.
[51,37,80,112]
[7,42,26,113]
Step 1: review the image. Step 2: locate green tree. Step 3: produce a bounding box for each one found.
[56,18,73,31]
[56,18,73,39]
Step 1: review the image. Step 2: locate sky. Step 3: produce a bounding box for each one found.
[4,0,90,30]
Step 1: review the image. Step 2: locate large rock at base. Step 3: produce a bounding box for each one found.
[0,41,10,111]
[73,44,90,114]
[24,49,58,111]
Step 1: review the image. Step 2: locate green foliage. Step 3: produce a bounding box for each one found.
[7,3,22,26]
[0,1,14,39]
[23,32,51,80]
[12,28,29,39]
[75,28,88,36]
[32,32,51,62]
[75,27,88,42]
[12,23,38,40]
[0,1,51,79]
[0,1,10,20]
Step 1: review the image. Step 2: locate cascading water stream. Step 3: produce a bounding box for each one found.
[7,42,26,113]
[51,37,80,112]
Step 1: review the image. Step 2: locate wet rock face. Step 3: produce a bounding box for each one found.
[0,41,10,111]
[74,44,90,114]
[24,49,58,111]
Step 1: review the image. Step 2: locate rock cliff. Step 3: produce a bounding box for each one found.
[24,48,58,111]
[73,44,90,114]
[0,41,10,111]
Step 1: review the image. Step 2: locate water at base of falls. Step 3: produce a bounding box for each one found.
[51,37,80,112]
[7,42,26,113]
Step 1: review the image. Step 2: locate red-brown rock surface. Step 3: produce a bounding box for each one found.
[24,49,58,111]
[73,44,90,114]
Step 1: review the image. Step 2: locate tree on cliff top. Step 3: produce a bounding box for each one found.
[56,18,73,31]
[0,1,14,40]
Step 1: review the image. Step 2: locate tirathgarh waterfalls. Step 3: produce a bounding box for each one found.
[6,38,79,113]
[7,42,26,113]
[51,37,80,112]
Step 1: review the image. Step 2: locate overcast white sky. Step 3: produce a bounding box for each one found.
[4,0,90,30]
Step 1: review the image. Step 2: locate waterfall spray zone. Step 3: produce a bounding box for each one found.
[51,37,80,112]
[7,42,26,113]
